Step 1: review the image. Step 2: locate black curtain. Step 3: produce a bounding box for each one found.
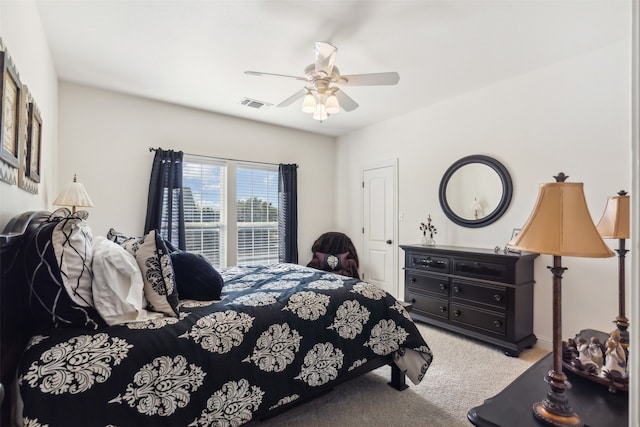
[278,164,298,263]
[144,148,186,250]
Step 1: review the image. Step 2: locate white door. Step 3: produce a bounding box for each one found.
[362,160,397,297]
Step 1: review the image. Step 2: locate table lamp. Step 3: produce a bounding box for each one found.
[596,190,630,348]
[53,174,94,214]
[508,173,614,427]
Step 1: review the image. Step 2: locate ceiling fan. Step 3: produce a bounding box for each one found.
[245,41,400,122]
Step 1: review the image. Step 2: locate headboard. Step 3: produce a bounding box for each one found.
[0,211,53,425]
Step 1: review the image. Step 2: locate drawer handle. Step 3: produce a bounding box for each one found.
[493,320,503,328]
[410,277,416,283]
[410,298,417,304]
[453,286,461,293]
[493,294,502,302]
[453,310,461,317]
[439,283,447,290]
[439,306,447,313]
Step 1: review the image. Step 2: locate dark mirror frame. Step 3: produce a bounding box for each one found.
[438,155,513,228]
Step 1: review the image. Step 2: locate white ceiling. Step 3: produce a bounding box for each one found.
[35,0,628,137]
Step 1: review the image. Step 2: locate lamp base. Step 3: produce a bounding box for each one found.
[533,402,582,427]
[532,370,583,427]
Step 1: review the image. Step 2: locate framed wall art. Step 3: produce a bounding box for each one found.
[26,98,42,183]
[0,45,23,185]
[18,86,39,194]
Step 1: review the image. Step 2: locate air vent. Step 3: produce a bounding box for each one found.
[240,98,272,109]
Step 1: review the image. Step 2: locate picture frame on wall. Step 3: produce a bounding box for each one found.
[511,228,522,240]
[0,49,22,171]
[26,100,42,183]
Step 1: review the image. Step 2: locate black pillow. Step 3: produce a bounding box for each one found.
[170,251,223,300]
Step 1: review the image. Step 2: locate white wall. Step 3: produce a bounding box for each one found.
[335,40,631,349]
[57,83,335,264]
[0,2,58,227]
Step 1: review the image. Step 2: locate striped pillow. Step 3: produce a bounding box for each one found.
[23,215,105,329]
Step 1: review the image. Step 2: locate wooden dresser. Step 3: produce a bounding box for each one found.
[400,244,538,356]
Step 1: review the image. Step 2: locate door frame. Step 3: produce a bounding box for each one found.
[361,158,399,296]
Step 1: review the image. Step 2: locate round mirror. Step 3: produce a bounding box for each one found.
[438,155,512,228]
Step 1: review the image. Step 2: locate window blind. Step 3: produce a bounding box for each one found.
[182,157,226,267]
[236,164,279,266]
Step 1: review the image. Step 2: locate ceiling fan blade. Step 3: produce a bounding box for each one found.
[334,89,359,112]
[245,71,306,81]
[339,72,400,86]
[314,41,337,76]
[277,89,307,108]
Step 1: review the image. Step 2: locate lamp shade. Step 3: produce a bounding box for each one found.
[313,103,327,121]
[53,174,94,209]
[325,94,340,114]
[596,191,630,239]
[508,180,614,258]
[301,91,316,113]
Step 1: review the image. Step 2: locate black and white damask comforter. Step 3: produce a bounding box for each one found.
[18,264,432,427]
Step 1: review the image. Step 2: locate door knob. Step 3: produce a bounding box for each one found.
[386,240,392,244]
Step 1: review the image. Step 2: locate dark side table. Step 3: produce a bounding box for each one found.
[467,345,628,426]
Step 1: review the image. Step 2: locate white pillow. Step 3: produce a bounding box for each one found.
[92,236,161,325]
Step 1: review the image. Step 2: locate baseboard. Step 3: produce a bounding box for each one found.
[534,335,552,351]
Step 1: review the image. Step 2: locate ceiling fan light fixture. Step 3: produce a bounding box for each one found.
[301,91,316,113]
[325,93,340,114]
[313,103,328,121]
[247,41,399,122]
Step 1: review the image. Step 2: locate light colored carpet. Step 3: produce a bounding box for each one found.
[249,323,549,427]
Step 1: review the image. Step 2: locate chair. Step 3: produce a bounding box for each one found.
[306,232,360,279]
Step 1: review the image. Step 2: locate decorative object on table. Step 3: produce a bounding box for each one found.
[471,197,482,219]
[493,228,523,254]
[0,40,23,186]
[53,174,94,214]
[562,329,628,394]
[595,190,630,349]
[507,172,614,427]
[420,214,437,246]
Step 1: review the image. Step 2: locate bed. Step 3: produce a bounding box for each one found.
[0,210,433,426]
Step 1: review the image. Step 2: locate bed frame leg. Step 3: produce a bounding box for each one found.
[388,364,408,391]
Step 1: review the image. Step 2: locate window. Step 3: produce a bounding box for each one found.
[182,158,226,267]
[182,155,279,268]
[236,166,279,265]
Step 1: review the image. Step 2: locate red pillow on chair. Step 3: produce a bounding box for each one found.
[315,252,349,271]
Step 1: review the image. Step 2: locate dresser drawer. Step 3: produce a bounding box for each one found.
[451,280,507,310]
[452,258,507,282]
[406,289,449,320]
[407,252,450,273]
[450,303,506,337]
[406,271,450,296]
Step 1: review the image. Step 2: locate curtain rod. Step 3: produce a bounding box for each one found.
[148,147,286,167]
